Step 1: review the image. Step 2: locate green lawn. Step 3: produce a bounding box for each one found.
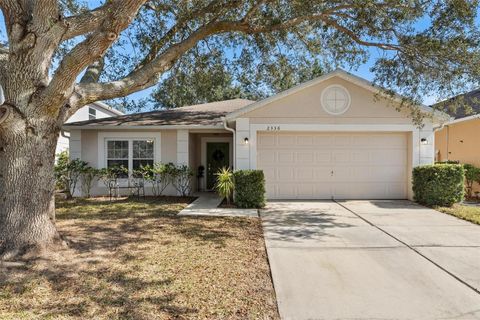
[437,204,480,225]
[0,197,278,320]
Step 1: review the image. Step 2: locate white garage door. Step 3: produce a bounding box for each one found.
[257,132,408,199]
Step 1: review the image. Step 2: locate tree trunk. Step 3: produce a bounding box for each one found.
[0,111,62,260]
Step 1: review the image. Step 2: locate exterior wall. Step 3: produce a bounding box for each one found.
[236,76,436,200]
[70,128,233,197]
[57,104,122,155]
[435,118,480,192]
[244,77,413,124]
[70,129,178,197]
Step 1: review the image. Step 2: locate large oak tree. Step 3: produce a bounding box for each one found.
[0,0,479,259]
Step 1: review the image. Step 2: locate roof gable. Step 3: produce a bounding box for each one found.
[226,69,447,121]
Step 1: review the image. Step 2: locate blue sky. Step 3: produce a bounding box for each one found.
[0,2,478,109]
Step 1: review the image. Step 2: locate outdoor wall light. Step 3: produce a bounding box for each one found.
[420,138,428,145]
[244,137,249,144]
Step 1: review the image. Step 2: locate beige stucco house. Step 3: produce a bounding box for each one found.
[435,88,480,192]
[64,69,445,200]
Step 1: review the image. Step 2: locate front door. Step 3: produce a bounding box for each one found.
[206,142,230,190]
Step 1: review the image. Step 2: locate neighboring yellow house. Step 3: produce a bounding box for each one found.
[435,88,480,194]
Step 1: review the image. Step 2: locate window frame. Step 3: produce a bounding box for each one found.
[132,139,155,171]
[88,107,97,120]
[104,138,157,176]
[105,140,130,173]
[98,132,161,186]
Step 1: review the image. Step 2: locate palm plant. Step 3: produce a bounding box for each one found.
[215,167,235,205]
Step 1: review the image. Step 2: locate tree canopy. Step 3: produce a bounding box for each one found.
[1,0,475,116]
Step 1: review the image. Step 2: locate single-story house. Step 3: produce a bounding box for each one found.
[64,69,446,200]
[434,88,480,192]
[57,101,124,155]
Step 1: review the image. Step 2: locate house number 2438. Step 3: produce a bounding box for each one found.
[267,126,281,131]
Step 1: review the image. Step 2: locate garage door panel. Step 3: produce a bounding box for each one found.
[266,184,276,198]
[374,166,407,182]
[370,149,406,165]
[333,167,353,181]
[257,132,407,200]
[296,151,315,163]
[334,135,352,146]
[263,167,276,180]
[314,167,333,180]
[278,151,294,163]
[295,167,317,182]
[315,151,332,162]
[297,135,314,146]
[313,136,335,146]
[333,150,350,162]
[258,150,276,163]
[278,135,296,146]
[258,134,276,147]
[297,184,315,198]
[351,150,370,162]
[278,168,295,181]
[314,184,332,198]
[278,184,295,198]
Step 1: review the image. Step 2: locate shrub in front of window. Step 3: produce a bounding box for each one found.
[54,154,90,199]
[98,166,128,199]
[233,170,266,208]
[81,167,100,198]
[413,164,465,207]
[155,163,175,196]
[171,164,194,197]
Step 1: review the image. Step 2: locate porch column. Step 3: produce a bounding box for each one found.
[177,129,189,166]
[69,130,82,161]
[236,118,250,169]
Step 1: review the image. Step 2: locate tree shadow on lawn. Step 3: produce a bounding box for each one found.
[0,198,268,319]
[55,196,195,220]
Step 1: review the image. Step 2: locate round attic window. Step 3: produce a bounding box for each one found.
[321,85,351,115]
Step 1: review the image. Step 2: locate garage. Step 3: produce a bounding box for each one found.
[257,131,408,199]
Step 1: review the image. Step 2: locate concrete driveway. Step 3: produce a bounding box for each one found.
[261,200,480,320]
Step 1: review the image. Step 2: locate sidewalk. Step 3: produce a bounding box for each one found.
[178,192,258,218]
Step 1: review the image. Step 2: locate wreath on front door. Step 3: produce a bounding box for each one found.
[212,149,225,162]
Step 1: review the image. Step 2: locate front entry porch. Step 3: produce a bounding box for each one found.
[186,131,233,192]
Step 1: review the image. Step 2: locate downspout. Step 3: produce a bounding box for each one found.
[61,130,70,140]
[222,117,236,170]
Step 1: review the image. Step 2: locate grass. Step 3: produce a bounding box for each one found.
[436,204,480,225]
[0,197,278,319]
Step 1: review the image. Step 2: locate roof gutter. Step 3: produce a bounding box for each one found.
[62,124,225,130]
[222,117,236,170]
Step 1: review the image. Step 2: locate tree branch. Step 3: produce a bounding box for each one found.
[42,0,147,112]
[80,58,105,83]
[61,3,115,41]
[73,7,406,108]
[73,20,232,106]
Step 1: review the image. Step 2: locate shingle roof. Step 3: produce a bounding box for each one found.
[433,88,480,120]
[65,99,255,127]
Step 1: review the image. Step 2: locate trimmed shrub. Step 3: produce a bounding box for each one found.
[463,164,480,198]
[233,170,266,208]
[413,164,465,207]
